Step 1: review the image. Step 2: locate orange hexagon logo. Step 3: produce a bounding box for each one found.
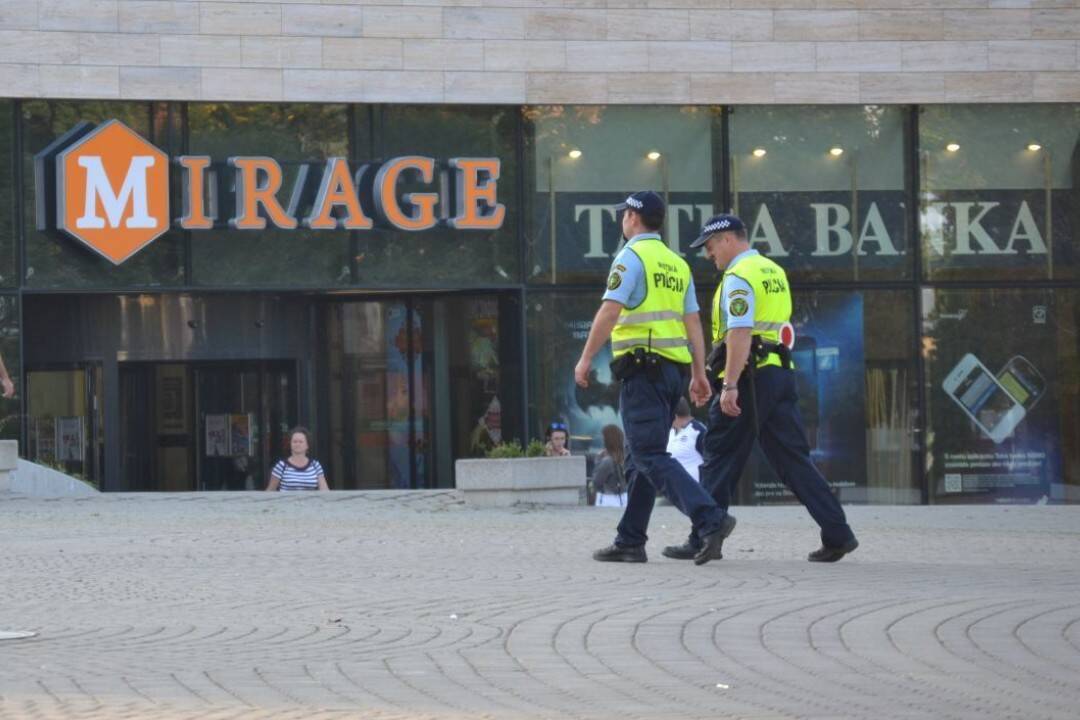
[56,120,170,265]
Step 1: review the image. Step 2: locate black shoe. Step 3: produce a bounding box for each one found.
[662,542,699,560]
[808,539,859,563]
[592,544,647,563]
[693,514,737,566]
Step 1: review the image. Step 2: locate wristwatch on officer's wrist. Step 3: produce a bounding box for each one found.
[721,383,736,392]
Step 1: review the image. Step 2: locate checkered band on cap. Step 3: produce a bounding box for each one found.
[702,219,733,234]
[624,196,643,209]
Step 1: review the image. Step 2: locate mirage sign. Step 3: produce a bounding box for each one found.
[35,120,505,265]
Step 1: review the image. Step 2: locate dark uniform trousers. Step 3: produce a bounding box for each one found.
[614,360,726,548]
[689,364,855,550]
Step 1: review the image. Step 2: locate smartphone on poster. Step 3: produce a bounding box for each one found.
[996,355,1046,412]
[942,353,1026,444]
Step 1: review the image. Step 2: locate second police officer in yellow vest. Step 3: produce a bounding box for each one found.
[661,213,859,563]
[575,191,735,565]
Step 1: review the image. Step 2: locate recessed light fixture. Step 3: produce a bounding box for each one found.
[646,150,661,160]
[1026,143,1042,152]
[568,149,582,159]
[829,147,844,156]
[752,148,767,158]
[946,143,960,152]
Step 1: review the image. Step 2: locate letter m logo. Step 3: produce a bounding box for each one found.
[56,120,169,265]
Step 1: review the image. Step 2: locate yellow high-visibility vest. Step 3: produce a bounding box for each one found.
[610,238,692,364]
[711,252,792,371]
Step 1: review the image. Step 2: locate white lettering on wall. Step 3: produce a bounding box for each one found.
[749,204,788,257]
[1003,201,1047,255]
[576,204,617,258]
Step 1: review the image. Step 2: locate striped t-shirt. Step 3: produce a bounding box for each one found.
[272,458,325,491]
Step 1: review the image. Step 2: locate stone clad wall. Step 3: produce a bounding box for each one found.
[1,0,1079,103]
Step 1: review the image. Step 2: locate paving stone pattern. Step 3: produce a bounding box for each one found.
[1,492,1079,719]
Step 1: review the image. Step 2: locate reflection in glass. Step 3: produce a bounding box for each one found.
[525,105,722,285]
[919,104,1080,281]
[730,105,910,282]
[188,103,351,287]
[0,100,14,287]
[21,101,184,288]
[353,106,520,288]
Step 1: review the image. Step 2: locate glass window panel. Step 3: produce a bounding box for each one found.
[187,103,351,287]
[525,105,722,285]
[919,104,1080,281]
[0,101,15,287]
[922,288,1078,503]
[22,101,185,288]
[528,288,920,504]
[731,105,911,282]
[352,106,521,288]
[737,289,918,504]
[0,295,19,442]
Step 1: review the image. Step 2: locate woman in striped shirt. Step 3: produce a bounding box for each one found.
[265,427,329,492]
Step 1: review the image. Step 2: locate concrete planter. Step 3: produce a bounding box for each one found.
[455,455,585,507]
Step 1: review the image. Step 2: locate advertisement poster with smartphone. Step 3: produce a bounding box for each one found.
[746,292,867,504]
[924,289,1059,503]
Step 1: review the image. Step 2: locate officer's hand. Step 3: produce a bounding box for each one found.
[689,375,711,407]
[574,357,591,388]
[720,388,741,417]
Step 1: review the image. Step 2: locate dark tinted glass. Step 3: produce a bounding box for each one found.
[525,105,723,286]
[0,101,14,287]
[923,288,1078,504]
[187,103,351,287]
[730,105,911,283]
[919,104,1080,281]
[22,101,184,288]
[353,105,521,288]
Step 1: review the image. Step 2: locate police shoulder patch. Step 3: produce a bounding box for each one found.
[615,264,627,272]
[607,272,622,291]
[728,288,749,298]
[729,298,749,317]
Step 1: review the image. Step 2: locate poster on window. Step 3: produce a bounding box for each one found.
[55,417,84,462]
[747,292,867,503]
[230,413,253,457]
[205,414,229,457]
[924,289,1060,503]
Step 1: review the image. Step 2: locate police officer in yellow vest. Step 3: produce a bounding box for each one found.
[661,213,859,563]
[575,192,735,565]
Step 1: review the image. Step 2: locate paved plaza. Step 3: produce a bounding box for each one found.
[1,491,1078,720]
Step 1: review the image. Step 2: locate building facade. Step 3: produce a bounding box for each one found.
[1,1,1078,503]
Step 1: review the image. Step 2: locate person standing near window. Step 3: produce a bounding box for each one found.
[575,190,734,565]
[668,398,707,482]
[544,421,571,457]
[266,427,329,492]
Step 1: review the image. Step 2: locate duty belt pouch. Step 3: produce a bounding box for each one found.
[644,351,662,382]
[610,349,647,381]
[705,343,724,394]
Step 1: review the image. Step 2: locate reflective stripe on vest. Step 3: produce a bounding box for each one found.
[711,253,792,370]
[610,238,692,364]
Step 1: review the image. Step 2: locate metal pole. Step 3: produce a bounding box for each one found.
[851,152,859,282]
[1044,151,1053,280]
[548,155,556,285]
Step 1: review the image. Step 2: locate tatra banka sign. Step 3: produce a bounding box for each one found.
[35,120,505,265]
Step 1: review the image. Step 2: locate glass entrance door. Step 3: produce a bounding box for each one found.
[25,366,104,489]
[119,361,296,491]
[321,293,522,490]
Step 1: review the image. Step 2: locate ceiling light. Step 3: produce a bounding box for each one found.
[752,148,766,158]
[945,143,960,152]
[568,149,582,159]
[1026,143,1041,152]
[646,150,661,160]
[829,147,844,156]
